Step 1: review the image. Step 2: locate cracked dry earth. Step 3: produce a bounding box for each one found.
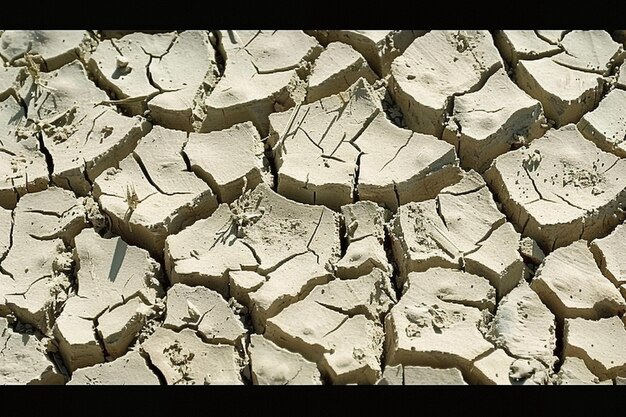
[1,29,626,386]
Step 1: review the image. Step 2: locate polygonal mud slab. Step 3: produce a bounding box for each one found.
[388,170,506,285]
[442,68,547,172]
[265,297,385,384]
[67,351,160,385]
[93,125,217,257]
[488,282,557,367]
[0,30,90,71]
[141,327,244,385]
[384,268,495,376]
[485,124,626,252]
[164,183,341,297]
[531,240,626,321]
[260,260,395,384]
[494,30,562,66]
[334,201,391,279]
[577,88,626,158]
[19,61,151,196]
[557,356,612,385]
[0,95,49,209]
[269,79,459,210]
[591,222,626,296]
[463,222,525,300]
[0,187,87,334]
[0,317,65,384]
[307,30,425,76]
[268,79,379,210]
[515,58,604,127]
[564,316,626,380]
[305,267,396,322]
[390,30,502,137]
[53,228,164,372]
[185,121,270,204]
[551,30,625,75]
[163,283,246,347]
[248,334,322,385]
[90,31,219,131]
[377,364,466,385]
[201,30,320,137]
[306,41,378,103]
[468,349,550,385]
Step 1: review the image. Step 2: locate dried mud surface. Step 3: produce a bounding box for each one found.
[1,29,625,385]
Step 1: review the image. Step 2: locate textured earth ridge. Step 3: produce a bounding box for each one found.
[0,29,625,385]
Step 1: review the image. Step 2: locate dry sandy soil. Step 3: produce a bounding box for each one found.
[1,29,625,385]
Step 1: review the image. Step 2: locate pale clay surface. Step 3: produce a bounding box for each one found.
[1,29,625,385]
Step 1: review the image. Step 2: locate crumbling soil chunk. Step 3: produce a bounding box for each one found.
[334,202,391,278]
[485,124,626,252]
